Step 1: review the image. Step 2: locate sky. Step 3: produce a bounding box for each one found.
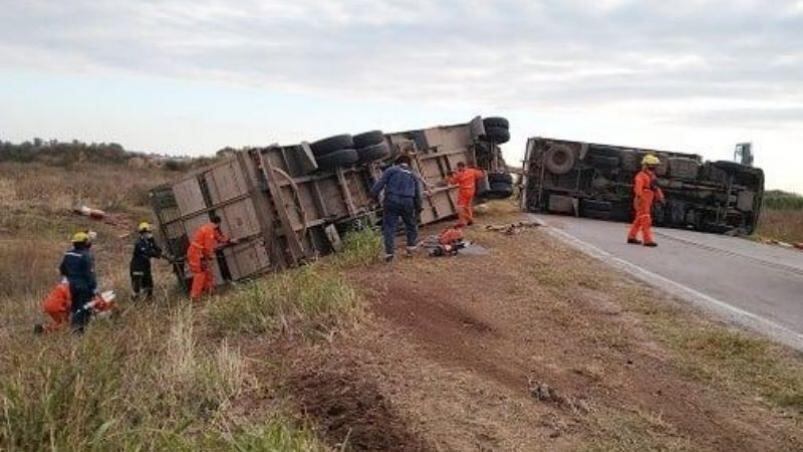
[0,0,801,192]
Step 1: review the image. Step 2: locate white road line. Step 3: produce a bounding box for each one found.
[544,226,803,352]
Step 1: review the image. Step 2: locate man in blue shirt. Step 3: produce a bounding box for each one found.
[371,155,423,262]
[59,231,97,333]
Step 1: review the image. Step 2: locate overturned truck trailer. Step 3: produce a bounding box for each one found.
[150,116,512,288]
[521,137,764,234]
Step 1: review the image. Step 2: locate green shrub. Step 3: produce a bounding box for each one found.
[208,266,361,337]
[335,228,382,268]
[763,190,803,210]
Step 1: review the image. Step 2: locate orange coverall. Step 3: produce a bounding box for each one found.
[628,169,664,244]
[39,283,115,333]
[187,223,229,301]
[448,168,485,225]
[42,282,71,333]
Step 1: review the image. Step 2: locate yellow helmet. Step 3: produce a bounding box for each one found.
[642,154,660,166]
[138,222,152,232]
[71,232,90,243]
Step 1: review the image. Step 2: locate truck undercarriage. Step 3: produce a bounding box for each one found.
[521,137,764,235]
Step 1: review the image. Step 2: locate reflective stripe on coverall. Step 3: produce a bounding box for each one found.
[628,169,665,244]
[187,223,228,301]
[448,168,485,225]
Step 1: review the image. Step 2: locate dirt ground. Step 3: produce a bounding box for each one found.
[276,210,802,451]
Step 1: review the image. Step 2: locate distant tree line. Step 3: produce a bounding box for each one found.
[0,138,220,171]
[0,138,131,166]
[764,190,803,210]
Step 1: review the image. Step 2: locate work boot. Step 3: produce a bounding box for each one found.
[405,246,416,258]
[384,253,394,263]
[644,242,658,247]
[627,238,642,245]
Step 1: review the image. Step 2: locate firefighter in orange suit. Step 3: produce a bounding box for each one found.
[447,162,485,226]
[187,214,235,301]
[36,279,71,333]
[628,154,665,247]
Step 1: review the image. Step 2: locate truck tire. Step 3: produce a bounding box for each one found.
[311,134,354,157]
[357,143,391,164]
[483,117,509,129]
[481,127,511,144]
[544,144,576,175]
[488,172,513,185]
[353,130,385,149]
[315,148,359,171]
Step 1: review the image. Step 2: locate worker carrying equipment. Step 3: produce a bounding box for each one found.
[59,231,98,333]
[371,154,423,262]
[34,280,117,334]
[130,221,163,301]
[186,214,235,301]
[628,154,665,247]
[447,162,485,226]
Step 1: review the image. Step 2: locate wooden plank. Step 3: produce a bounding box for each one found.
[222,239,272,280]
[172,177,207,215]
[335,167,358,217]
[205,159,248,204]
[256,150,308,264]
[237,151,285,270]
[220,199,261,239]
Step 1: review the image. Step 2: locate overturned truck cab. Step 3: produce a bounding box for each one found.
[520,137,764,235]
[149,116,512,289]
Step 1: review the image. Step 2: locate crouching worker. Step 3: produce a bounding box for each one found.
[34,278,71,334]
[130,222,163,301]
[371,155,423,262]
[187,214,236,302]
[59,232,98,333]
[34,280,117,334]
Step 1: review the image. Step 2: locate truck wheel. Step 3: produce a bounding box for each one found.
[316,148,359,171]
[311,134,354,157]
[481,127,511,144]
[544,144,576,175]
[483,117,509,129]
[357,143,391,164]
[353,130,385,149]
[488,172,513,185]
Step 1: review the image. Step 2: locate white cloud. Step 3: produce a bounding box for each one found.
[1,0,802,191]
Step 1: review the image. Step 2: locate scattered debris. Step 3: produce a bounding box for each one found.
[73,205,106,220]
[528,377,590,415]
[484,219,544,235]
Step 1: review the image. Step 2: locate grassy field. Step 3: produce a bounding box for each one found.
[756,190,803,243]
[1,161,802,451]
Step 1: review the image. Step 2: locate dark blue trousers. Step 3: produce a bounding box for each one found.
[382,199,418,256]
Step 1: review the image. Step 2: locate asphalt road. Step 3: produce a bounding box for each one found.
[530,214,803,351]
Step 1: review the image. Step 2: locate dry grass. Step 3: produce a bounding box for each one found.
[0,162,165,213]
[756,208,803,243]
[584,408,694,452]
[621,284,803,414]
[0,161,333,451]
